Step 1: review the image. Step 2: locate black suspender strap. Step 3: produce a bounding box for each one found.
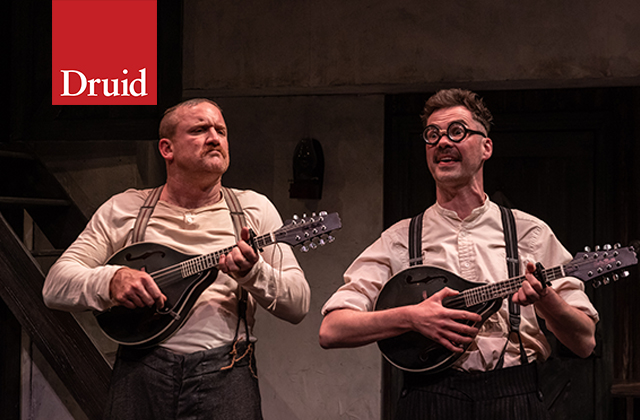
[221,187,251,342]
[408,212,424,267]
[500,205,520,281]
[222,187,248,240]
[131,185,164,244]
[496,205,529,368]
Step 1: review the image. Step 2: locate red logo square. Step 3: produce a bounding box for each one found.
[52,0,157,105]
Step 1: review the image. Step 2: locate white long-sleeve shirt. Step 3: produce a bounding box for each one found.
[44,187,310,354]
[322,198,598,371]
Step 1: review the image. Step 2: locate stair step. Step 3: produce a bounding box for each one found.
[31,249,65,257]
[0,150,36,160]
[0,197,72,207]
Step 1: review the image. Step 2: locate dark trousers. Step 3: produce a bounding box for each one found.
[103,341,263,420]
[396,363,549,420]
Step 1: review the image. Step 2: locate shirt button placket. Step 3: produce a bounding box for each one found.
[458,225,476,281]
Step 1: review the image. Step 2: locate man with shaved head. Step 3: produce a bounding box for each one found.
[44,98,310,420]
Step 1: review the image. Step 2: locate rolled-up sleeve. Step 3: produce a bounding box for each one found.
[322,220,409,315]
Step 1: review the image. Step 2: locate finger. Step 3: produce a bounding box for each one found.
[431,287,459,302]
[513,282,538,305]
[444,342,465,353]
[438,336,466,353]
[437,317,479,340]
[132,284,157,307]
[140,276,167,308]
[449,309,483,324]
[217,254,228,272]
[513,289,531,305]
[236,240,258,264]
[445,332,476,348]
[120,291,145,309]
[524,273,543,292]
[512,291,523,305]
[521,280,540,300]
[449,321,480,337]
[119,298,137,309]
[218,254,238,273]
[224,250,242,272]
[240,227,252,242]
[235,245,259,272]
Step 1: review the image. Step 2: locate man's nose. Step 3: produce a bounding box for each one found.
[435,135,455,148]
[206,128,221,143]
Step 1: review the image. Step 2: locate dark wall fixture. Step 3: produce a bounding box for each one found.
[290,137,324,199]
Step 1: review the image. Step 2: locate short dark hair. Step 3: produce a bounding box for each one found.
[420,89,493,134]
[159,98,223,140]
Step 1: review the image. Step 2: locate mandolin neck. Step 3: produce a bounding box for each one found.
[172,232,275,278]
[460,265,565,307]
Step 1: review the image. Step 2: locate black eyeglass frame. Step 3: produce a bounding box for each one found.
[422,122,487,146]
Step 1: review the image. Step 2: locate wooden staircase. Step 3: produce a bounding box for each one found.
[0,143,111,420]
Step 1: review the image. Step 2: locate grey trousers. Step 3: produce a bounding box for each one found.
[396,363,549,420]
[103,341,263,420]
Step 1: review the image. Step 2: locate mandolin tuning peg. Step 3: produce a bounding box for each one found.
[584,246,591,252]
[614,243,622,249]
[327,235,335,243]
[603,244,612,251]
[592,279,602,288]
[300,245,310,253]
[318,238,326,246]
[309,242,318,250]
[622,270,630,278]
[319,211,327,217]
[602,277,611,285]
[613,273,620,281]
[595,245,601,251]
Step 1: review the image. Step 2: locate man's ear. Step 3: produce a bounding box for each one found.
[482,136,493,161]
[158,138,173,161]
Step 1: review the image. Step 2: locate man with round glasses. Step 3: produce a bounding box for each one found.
[320,88,597,419]
[423,121,487,145]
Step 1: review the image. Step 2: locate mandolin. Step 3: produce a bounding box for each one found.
[375,244,637,373]
[95,212,341,348]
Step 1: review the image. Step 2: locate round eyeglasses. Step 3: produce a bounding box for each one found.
[423,122,486,145]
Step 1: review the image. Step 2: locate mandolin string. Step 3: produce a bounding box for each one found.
[147,215,332,288]
[148,230,280,288]
[152,250,236,287]
[439,253,622,308]
[460,258,602,306]
[150,248,232,287]
[457,266,560,307]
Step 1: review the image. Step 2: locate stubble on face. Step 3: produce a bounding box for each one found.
[172,103,230,176]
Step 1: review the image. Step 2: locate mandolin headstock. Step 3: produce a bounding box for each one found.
[276,211,342,251]
[566,243,638,288]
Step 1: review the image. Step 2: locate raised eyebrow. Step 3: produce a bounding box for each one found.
[448,120,469,128]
